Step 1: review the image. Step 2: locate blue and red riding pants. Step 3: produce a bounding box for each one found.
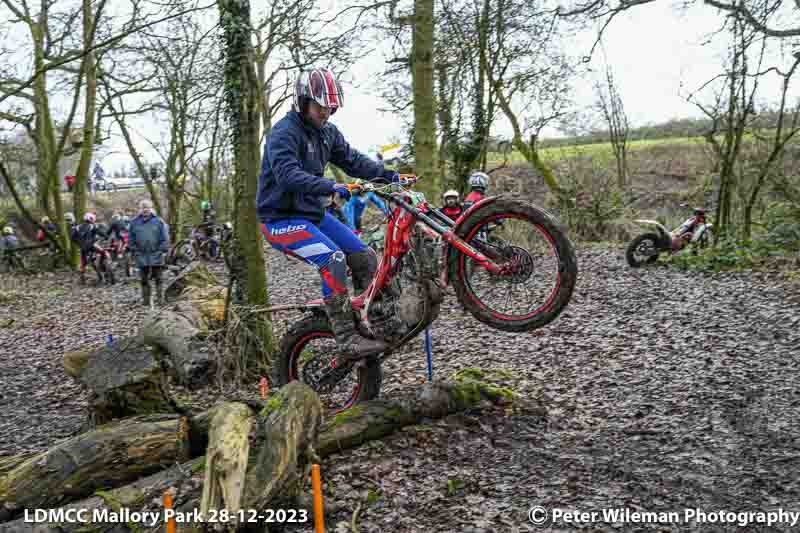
[260,211,367,298]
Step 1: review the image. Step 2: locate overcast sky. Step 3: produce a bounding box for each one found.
[54,0,800,174]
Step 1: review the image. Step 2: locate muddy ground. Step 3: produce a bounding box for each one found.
[1,245,799,532]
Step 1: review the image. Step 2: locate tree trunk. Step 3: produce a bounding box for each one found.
[72,0,97,238]
[73,338,182,426]
[219,0,274,367]
[0,414,190,523]
[411,0,439,198]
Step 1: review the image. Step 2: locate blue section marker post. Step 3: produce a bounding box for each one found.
[424,328,433,381]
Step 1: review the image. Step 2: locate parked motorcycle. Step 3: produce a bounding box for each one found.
[168,222,229,268]
[626,206,714,267]
[267,177,578,413]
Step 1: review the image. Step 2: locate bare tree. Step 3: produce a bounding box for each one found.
[741,52,800,238]
[594,62,629,187]
[687,13,766,238]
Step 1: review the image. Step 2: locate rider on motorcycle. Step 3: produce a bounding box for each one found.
[256,67,403,362]
[194,200,219,258]
[70,212,111,285]
[463,171,489,210]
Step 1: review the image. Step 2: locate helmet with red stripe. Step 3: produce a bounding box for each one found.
[293,68,344,114]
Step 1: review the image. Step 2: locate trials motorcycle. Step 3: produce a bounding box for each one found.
[626,206,714,268]
[267,177,578,412]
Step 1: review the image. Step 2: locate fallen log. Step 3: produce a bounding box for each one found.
[0,457,205,533]
[140,300,217,389]
[198,383,323,528]
[316,378,515,456]
[0,414,191,523]
[138,262,225,389]
[0,376,519,532]
[76,338,182,425]
[0,455,36,477]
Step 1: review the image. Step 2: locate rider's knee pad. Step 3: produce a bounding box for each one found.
[347,249,377,277]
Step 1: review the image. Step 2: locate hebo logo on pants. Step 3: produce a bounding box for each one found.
[270,224,307,236]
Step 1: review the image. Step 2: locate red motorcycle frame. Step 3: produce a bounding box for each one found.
[266,177,578,411]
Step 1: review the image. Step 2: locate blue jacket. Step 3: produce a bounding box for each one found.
[257,111,396,224]
[343,192,388,230]
[128,214,169,267]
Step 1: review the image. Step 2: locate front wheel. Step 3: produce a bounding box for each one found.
[626,233,661,267]
[447,198,578,333]
[273,315,382,413]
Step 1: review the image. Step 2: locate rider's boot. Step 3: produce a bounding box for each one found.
[323,292,387,362]
[141,282,152,307]
[347,249,378,295]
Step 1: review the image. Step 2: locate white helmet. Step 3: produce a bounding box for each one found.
[468,171,489,190]
[443,189,459,200]
[293,67,344,113]
[2,226,13,235]
[65,212,76,224]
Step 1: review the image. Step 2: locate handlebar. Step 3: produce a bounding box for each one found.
[355,174,418,195]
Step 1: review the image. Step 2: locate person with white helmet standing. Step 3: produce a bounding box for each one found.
[128,199,169,307]
[463,171,489,210]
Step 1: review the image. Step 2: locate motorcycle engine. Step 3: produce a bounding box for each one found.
[361,225,445,344]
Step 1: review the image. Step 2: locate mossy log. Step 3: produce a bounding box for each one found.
[198,402,254,525]
[199,383,323,529]
[0,454,36,477]
[0,377,515,531]
[316,378,513,457]
[0,414,191,523]
[74,338,181,426]
[0,457,205,533]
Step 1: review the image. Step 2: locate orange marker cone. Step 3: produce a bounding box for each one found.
[259,377,269,400]
[311,464,325,533]
[163,491,176,533]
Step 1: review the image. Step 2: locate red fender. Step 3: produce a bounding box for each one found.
[440,194,505,287]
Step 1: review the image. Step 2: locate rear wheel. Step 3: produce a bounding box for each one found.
[447,198,577,332]
[626,233,661,267]
[273,315,382,414]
